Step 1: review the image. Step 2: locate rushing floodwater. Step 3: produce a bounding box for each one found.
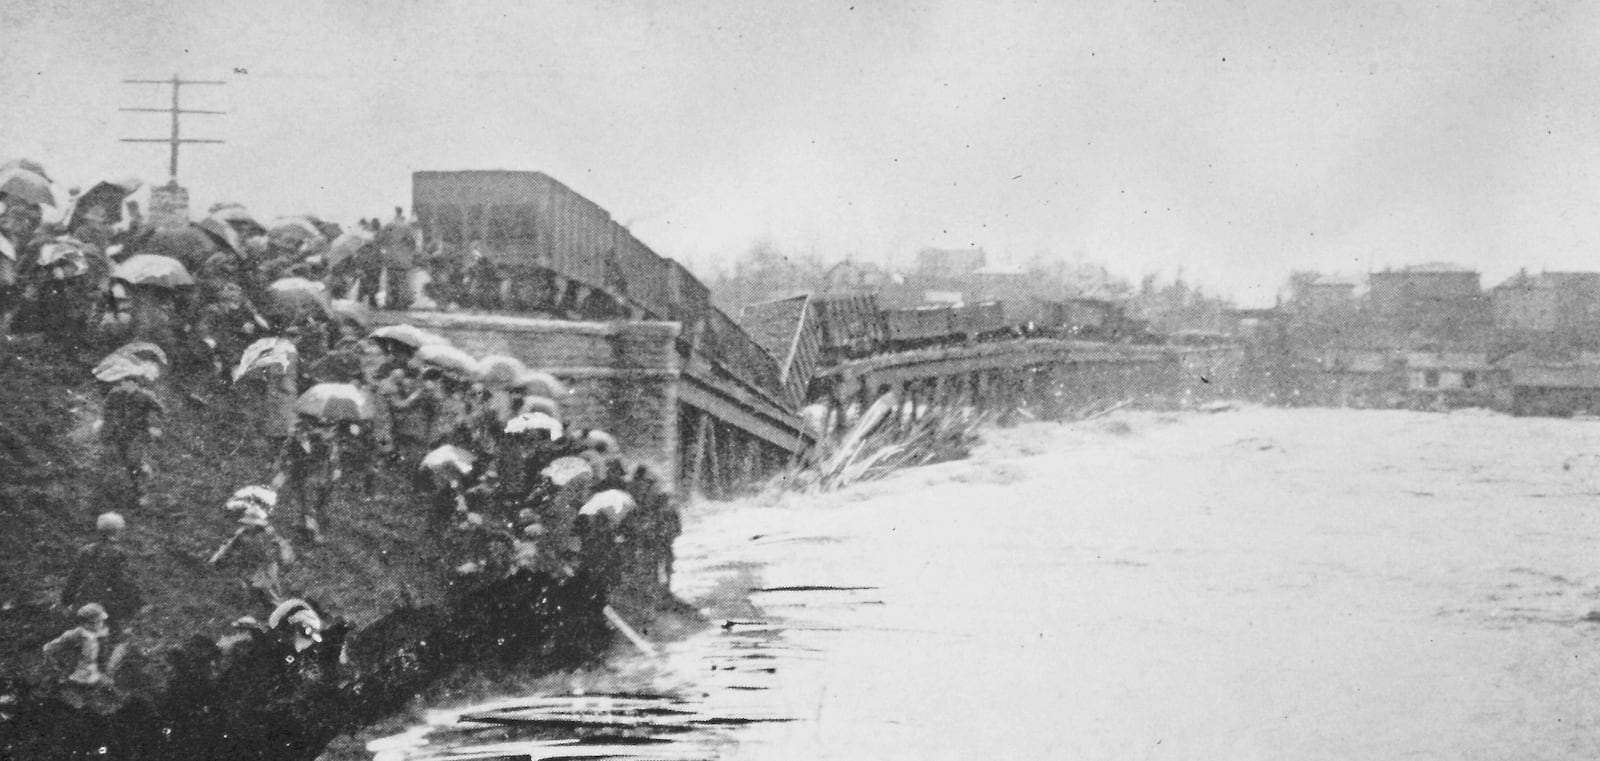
[368,407,1600,760]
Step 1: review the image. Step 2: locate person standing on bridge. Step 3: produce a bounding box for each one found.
[377,207,420,310]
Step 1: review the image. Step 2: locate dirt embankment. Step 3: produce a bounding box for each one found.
[0,336,455,685]
[0,335,699,761]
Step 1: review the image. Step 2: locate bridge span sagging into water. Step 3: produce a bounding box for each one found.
[376,310,1248,498]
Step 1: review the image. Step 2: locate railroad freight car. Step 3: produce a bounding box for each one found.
[411,170,789,401]
[1033,297,1164,344]
[883,305,957,348]
[810,293,889,358]
[882,302,1012,349]
[954,301,1011,339]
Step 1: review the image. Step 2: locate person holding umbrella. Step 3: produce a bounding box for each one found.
[65,178,141,251]
[386,366,438,461]
[418,444,478,527]
[271,413,337,544]
[110,254,194,353]
[0,168,50,337]
[208,485,295,603]
[273,383,376,542]
[233,336,300,450]
[194,282,265,379]
[24,236,100,346]
[94,355,165,508]
[412,344,481,448]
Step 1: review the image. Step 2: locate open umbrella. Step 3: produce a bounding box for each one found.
[511,370,568,398]
[101,176,142,194]
[224,485,278,514]
[107,341,170,367]
[137,226,216,271]
[263,277,331,322]
[0,158,51,182]
[69,178,142,227]
[268,217,325,243]
[520,395,560,418]
[504,411,563,440]
[36,238,91,279]
[92,353,161,384]
[370,324,450,350]
[267,598,320,632]
[0,167,54,207]
[477,355,529,388]
[582,429,620,455]
[195,217,241,255]
[579,489,637,523]
[304,217,342,241]
[268,276,328,299]
[541,456,594,486]
[209,205,266,239]
[420,444,476,475]
[232,337,298,383]
[414,344,480,379]
[295,382,375,421]
[328,299,371,333]
[113,254,194,288]
[325,231,375,269]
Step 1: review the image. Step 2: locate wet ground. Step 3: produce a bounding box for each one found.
[364,407,1600,760]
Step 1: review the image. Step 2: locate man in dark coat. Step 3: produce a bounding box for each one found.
[61,512,143,634]
[193,282,261,378]
[377,207,419,309]
[100,376,164,505]
[0,193,44,336]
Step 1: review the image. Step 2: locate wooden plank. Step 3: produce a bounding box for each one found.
[688,410,710,496]
[705,418,723,498]
[677,380,809,454]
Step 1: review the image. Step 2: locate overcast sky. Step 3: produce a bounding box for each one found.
[4,0,1597,306]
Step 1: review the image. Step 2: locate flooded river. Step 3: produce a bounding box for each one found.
[366,407,1600,760]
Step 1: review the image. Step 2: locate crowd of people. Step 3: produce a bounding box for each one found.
[0,159,680,701]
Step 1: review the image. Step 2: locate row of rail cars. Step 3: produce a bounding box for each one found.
[746,292,1161,361]
[739,292,1166,406]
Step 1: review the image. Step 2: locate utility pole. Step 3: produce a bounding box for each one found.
[120,74,225,227]
[121,74,225,181]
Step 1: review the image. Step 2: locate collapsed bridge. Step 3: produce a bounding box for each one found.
[394,171,1247,497]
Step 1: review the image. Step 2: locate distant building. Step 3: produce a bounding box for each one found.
[1289,278,1357,318]
[965,264,1033,306]
[1490,271,1600,333]
[822,260,897,293]
[1369,264,1481,316]
[914,247,987,279]
[1367,264,1489,340]
[1504,361,1600,417]
[1403,351,1497,408]
[1323,349,1403,408]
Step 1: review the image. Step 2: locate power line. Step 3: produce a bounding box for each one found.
[119,74,226,182]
